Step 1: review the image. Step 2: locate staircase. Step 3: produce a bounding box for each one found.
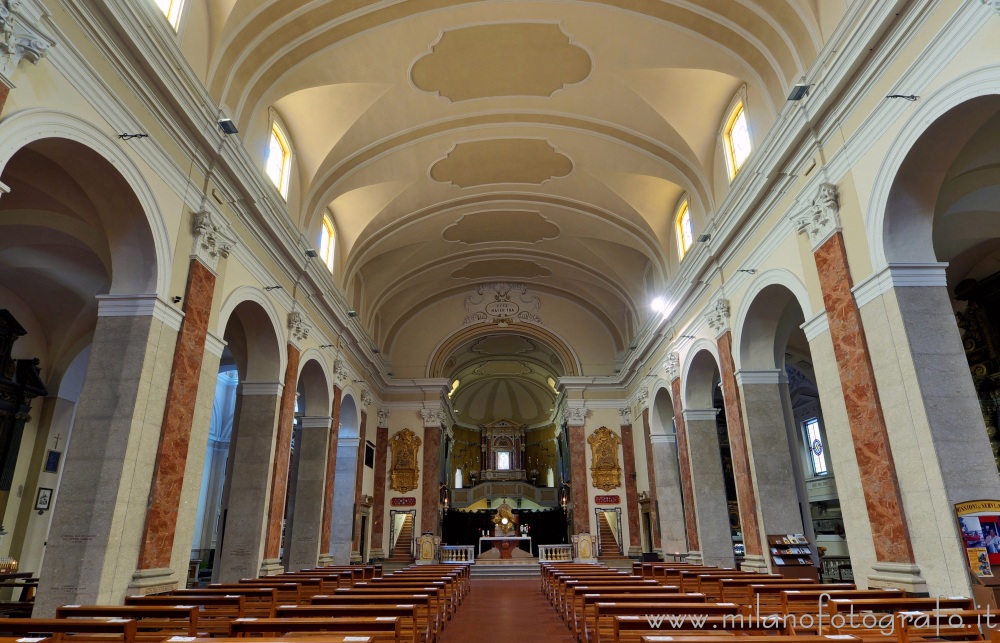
[387,514,414,567]
[469,562,540,579]
[597,513,627,564]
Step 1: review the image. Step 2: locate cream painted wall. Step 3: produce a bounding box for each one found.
[377,413,428,559]
[582,408,632,551]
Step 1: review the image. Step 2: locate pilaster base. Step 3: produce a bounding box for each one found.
[317,553,335,566]
[350,550,363,564]
[686,551,704,565]
[368,548,385,561]
[127,567,179,595]
[740,554,769,573]
[868,561,928,594]
[415,557,439,565]
[259,558,284,576]
[627,546,643,558]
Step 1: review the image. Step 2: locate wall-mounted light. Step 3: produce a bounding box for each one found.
[347,310,358,317]
[172,296,182,304]
[305,249,319,258]
[218,118,238,135]
[264,285,283,291]
[787,83,810,101]
[697,234,711,243]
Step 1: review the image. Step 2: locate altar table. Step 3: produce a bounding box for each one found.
[478,536,532,557]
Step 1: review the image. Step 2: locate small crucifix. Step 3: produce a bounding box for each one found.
[52,433,62,450]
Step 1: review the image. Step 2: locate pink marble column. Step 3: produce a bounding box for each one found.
[420,424,441,535]
[0,84,10,115]
[568,423,590,535]
[813,232,914,564]
[639,409,660,549]
[137,258,216,572]
[669,378,699,551]
[620,421,641,552]
[370,425,389,554]
[717,331,763,558]
[319,386,342,555]
[263,344,300,562]
[351,411,368,553]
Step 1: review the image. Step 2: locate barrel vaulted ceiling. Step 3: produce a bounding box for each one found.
[187,0,837,365]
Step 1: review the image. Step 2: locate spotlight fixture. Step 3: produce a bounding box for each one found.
[387,371,394,377]
[650,297,667,313]
[697,233,711,243]
[347,310,358,317]
[787,83,810,101]
[371,347,380,354]
[218,118,239,135]
[305,249,319,258]
[628,344,638,351]
[172,296,182,304]
[264,285,283,291]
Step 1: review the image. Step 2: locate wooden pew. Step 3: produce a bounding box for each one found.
[357,581,454,620]
[309,594,435,643]
[698,575,781,601]
[168,587,278,618]
[743,583,853,615]
[780,589,907,632]
[55,605,199,642]
[0,618,138,643]
[559,579,657,622]
[895,609,990,643]
[640,636,862,643]
[330,587,446,636]
[569,587,686,635]
[614,613,784,643]
[229,616,400,643]
[124,594,245,635]
[715,577,815,604]
[275,604,423,643]
[592,601,736,643]
[826,598,975,641]
[169,637,369,643]
[578,594,706,643]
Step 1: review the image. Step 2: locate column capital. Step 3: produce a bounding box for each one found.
[633,386,649,410]
[706,298,731,336]
[618,406,631,426]
[359,389,374,409]
[333,357,351,385]
[377,408,390,428]
[191,210,237,272]
[0,0,55,88]
[287,310,311,347]
[562,404,588,427]
[420,406,445,427]
[791,182,841,251]
[664,351,680,382]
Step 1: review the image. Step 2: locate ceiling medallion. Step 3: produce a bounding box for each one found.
[464,282,541,327]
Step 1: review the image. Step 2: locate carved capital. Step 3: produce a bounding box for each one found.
[792,183,841,251]
[564,405,587,426]
[421,407,446,427]
[360,389,374,409]
[191,210,236,271]
[618,407,631,426]
[985,0,1000,15]
[377,408,390,428]
[706,298,731,335]
[287,311,311,344]
[664,351,680,381]
[0,0,54,84]
[333,358,350,385]
[635,387,649,409]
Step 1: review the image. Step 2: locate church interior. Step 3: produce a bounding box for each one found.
[2,0,1000,640]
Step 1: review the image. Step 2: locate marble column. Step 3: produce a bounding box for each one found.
[738,371,806,541]
[35,297,179,616]
[420,423,441,535]
[683,410,734,568]
[713,326,765,569]
[318,386,342,565]
[669,377,699,553]
[284,416,331,571]
[620,415,642,556]
[131,258,216,593]
[639,408,660,549]
[215,383,282,583]
[261,345,300,575]
[369,423,389,559]
[793,184,921,590]
[567,422,590,535]
[330,434,359,564]
[650,433,686,555]
[351,410,369,561]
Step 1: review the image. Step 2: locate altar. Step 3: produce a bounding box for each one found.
[478,536,532,558]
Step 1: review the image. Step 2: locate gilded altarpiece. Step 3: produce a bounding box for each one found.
[588,426,621,492]
[389,428,422,494]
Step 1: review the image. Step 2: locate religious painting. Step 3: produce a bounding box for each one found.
[587,426,621,491]
[35,487,53,511]
[389,428,422,494]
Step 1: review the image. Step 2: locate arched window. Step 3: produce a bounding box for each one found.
[265,123,291,198]
[724,101,752,180]
[153,0,185,29]
[319,214,336,272]
[675,199,693,258]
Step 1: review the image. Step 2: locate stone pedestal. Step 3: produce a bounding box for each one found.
[125,568,178,596]
[572,533,598,563]
[741,554,769,573]
[416,534,440,564]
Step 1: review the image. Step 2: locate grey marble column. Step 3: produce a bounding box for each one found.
[650,433,687,554]
[215,382,282,583]
[683,409,734,568]
[285,416,332,571]
[330,436,360,564]
[737,370,806,541]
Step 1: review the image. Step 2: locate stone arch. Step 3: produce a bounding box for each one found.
[297,353,332,416]
[683,341,721,409]
[732,269,814,372]
[0,109,171,296]
[216,287,287,381]
[736,282,812,372]
[426,322,582,378]
[649,383,675,435]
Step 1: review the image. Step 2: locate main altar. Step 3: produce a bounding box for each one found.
[476,500,534,559]
[478,536,532,557]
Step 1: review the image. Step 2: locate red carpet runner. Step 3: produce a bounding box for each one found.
[440,578,574,642]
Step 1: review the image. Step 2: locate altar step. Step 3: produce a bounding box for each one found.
[469,561,541,579]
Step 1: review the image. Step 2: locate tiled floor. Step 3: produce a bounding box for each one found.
[440,578,575,642]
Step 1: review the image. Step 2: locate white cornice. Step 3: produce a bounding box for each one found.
[801,310,830,342]
[204,332,227,358]
[300,416,332,429]
[853,262,949,309]
[239,382,283,396]
[683,408,719,421]
[650,434,677,444]
[735,369,785,385]
[96,294,183,331]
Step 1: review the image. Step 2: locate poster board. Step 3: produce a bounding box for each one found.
[955,500,1000,586]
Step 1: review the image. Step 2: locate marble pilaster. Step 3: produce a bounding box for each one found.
[649,434,687,555]
[318,386,342,564]
[568,423,590,535]
[620,422,641,555]
[670,378,698,551]
[329,435,359,564]
[215,384,282,583]
[716,331,764,563]
[262,344,300,573]
[684,410,734,568]
[369,425,389,558]
[133,259,216,590]
[639,409,660,549]
[351,411,368,559]
[420,424,441,535]
[285,416,332,571]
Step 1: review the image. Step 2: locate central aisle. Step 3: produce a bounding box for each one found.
[440,578,574,642]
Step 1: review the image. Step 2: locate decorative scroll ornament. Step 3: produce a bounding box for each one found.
[463,282,541,326]
[635,387,649,408]
[792,183,841,250]
[333,358,350,386]
[983,0,1000,16]
[191,210,236,271]
[588,426,622,491]
[360,389,374,409]
[564,405,587,426]
[618,407,631,426]
[706,298,731,335]
[421,407,446,427]
[287,311,311,343]
[664,352,680,381]
[0,0,55,83]
[389,428,422,493]
[377,408,390,428]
